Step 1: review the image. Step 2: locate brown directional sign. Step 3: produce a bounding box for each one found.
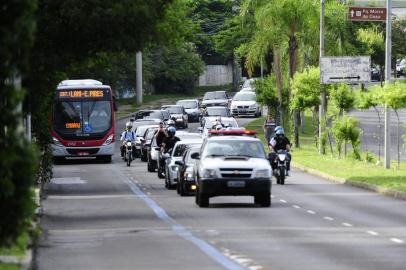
[348,7,387,21]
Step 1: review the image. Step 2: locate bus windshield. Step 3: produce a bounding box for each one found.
[53,97,112,139]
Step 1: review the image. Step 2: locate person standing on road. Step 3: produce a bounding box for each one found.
[263,114,276,143]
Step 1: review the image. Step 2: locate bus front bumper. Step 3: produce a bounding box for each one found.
[52,144,115,157]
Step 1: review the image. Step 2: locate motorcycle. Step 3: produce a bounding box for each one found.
[123,140,133,167]
[272,150,288,185]
[157,149,171,179]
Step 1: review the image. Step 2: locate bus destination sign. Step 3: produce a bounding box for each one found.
[58,90,105,98]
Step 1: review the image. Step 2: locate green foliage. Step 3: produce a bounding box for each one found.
[382,81,406,110]
[191,0,235,63]
[0,0,38,246]
[291,67,321,111]
[150,44,204,94]
[330,83,355,114]
[356,26,384,66]
[254,76,278,109]
[393,18,406,59]
[332,116,362,159]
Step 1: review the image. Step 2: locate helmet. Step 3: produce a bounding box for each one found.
[276,128,285,135]
[215,124,223,131]
[125,122,133,130]
[274,126,283,133]
[167,126,176,136]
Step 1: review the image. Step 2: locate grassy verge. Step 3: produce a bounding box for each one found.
[246,115,406,193]
[115,84,233,118]
[0,264,20,270]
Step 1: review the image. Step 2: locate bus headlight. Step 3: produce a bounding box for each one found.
[103,134,114,145]
[52,137,63,147]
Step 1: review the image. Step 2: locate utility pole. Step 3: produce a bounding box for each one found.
[136,51,143,105]
[384,0,392,169]
[319,0,326,154]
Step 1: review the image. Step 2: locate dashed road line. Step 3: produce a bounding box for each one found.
[323,216,334,221]
[279,199,287,203]
[307,210,316,215]
[292,205,301,209]
[366,230,379,236]
[342,223,353,227]
[390,238,404,244]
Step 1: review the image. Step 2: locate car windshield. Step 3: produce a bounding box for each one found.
[163,106,183,114]
[206,107,228,117]
[233,93,256,101]
[204,119,237,129]
[177,101,197,109]
[135,125,151,136]
[202,140,266,159]
[203,92,226,100]
[145,129,158,140]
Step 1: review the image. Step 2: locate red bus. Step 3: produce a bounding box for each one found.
[51,79,116,163]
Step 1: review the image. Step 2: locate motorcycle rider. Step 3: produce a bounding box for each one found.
[120,121,137,158]
[269,127,292,176]
[159,127,180,172]
[212,116,225,129]
[155,122,167,147]
[161,127,180,154]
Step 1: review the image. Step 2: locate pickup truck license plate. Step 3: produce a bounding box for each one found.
[227,181,245,188]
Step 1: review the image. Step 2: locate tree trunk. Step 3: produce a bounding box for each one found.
[301,110,305,133]
[273,47,283,126]
[289,35,299,147]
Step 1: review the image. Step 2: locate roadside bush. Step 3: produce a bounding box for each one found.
[330,83,355,115]
[332,116,362,159]
[255,75,279,115]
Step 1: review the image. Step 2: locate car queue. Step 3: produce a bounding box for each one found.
[119,85,291,208]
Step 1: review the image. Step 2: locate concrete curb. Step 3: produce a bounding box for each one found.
[292,162,406,201]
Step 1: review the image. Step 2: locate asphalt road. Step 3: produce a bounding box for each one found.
[348,107,406,161]
[36,116,406,270]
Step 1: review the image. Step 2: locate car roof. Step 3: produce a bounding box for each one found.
[162,105,182,108]
[177,99,198,102]
[207,106,227,110]
[175,138,203,145]
[207,136,260,142]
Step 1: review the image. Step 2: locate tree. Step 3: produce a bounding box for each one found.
[330,83,356,116]
[383,81,406,168]
[26,0,191,184]
[254,75,279,117]
[0,0,38,246]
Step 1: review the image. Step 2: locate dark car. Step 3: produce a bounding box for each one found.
[147,133,160,172]
[140,126,159,162]
[176,99,201,122]
[371,65,381,82]
[161,105,188,129]
[133,125,158,158]
[201,91,230,108]
[175,144,201,196]
[132,109,170,123]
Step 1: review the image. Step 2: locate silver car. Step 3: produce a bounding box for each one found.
[230,92,261,117]
[176,99,201,122]
[164,138,203,189]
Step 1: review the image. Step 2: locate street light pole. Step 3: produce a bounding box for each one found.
[319,0,326,154]
[136,51,143,105]
[384,0,392,169]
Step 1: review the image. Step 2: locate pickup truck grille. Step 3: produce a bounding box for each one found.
[219,168,253,178]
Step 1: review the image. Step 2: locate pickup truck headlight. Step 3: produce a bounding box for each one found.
[202,169,218,179]
[253,169,270,178]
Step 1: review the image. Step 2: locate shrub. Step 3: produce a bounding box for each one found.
[332,116,362,159]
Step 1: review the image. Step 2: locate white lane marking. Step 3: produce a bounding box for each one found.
[118,169,247,270]
[323,216,334,221]
[222,249,264,270]
[307,210,316,215]
[279,199,287,203]
[147,192,152,196]
[390,238,404,244]
[342,223,353,227]
[51,177,86,184]
[366,230,379,236]
[130,176,134,180]
[292,205,301,209]
[142,187,147,191]
[47,195,135,200]
[135,180,139,183]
